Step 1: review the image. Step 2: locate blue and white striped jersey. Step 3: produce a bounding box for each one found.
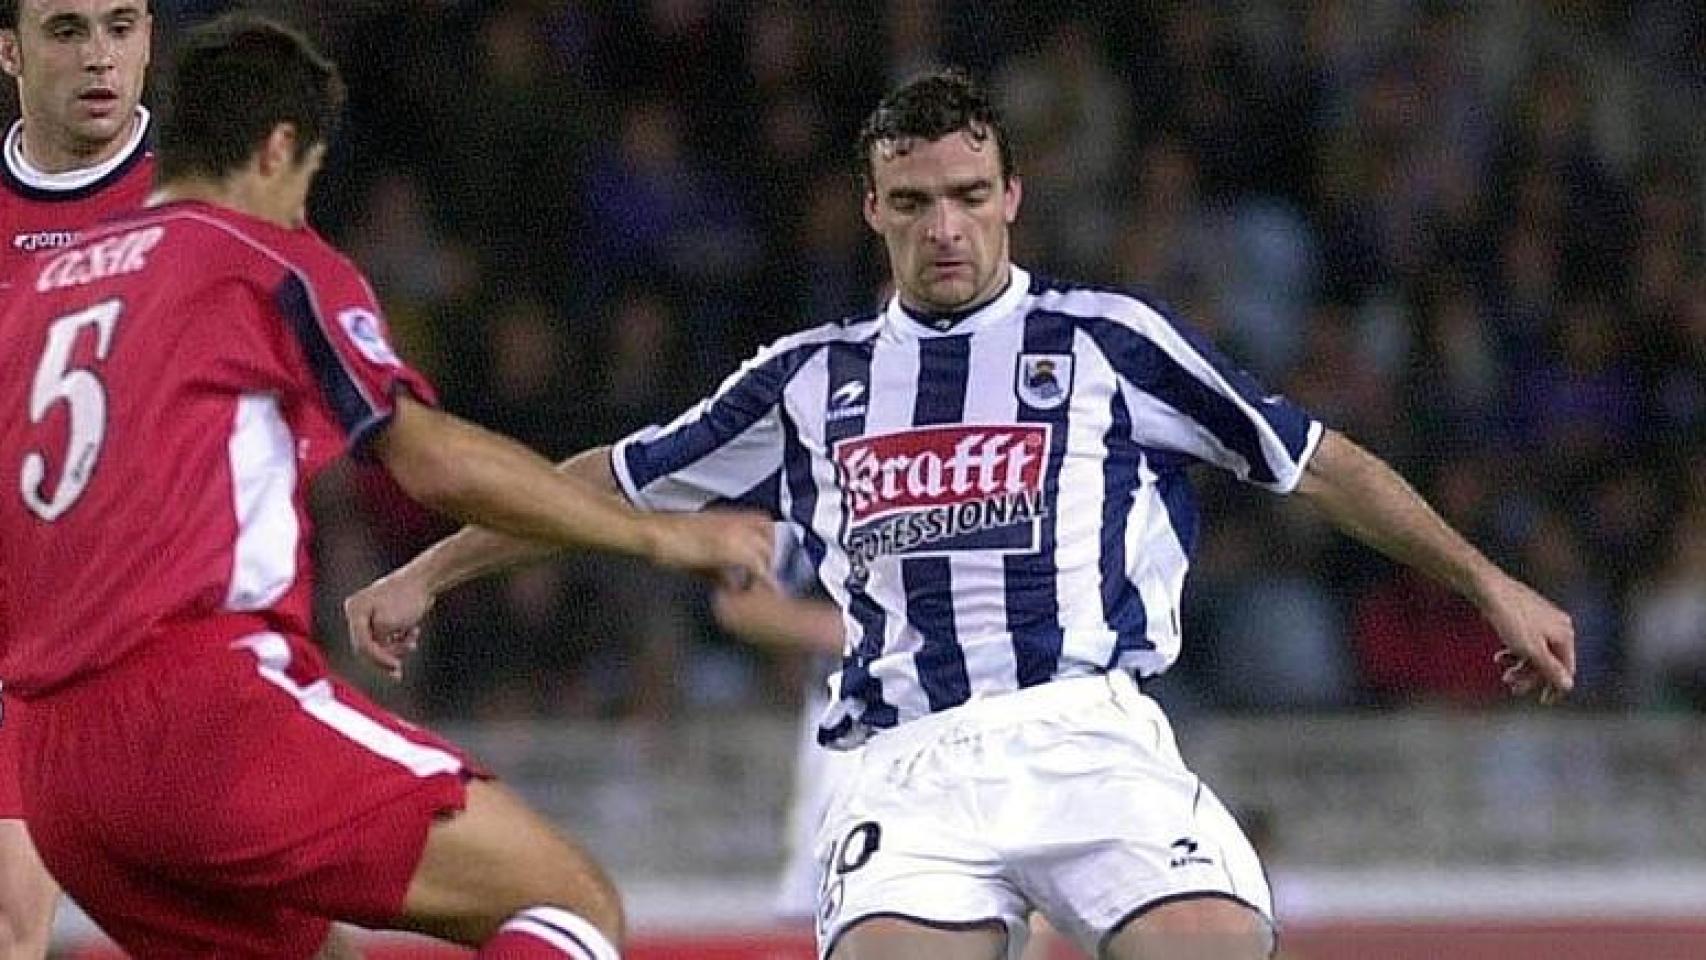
[613,266,1323,747]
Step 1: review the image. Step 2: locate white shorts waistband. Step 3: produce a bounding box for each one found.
[857,671,1149,765]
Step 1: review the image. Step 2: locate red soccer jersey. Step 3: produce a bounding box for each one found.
[0,109,154,291]
[0,200,435,695]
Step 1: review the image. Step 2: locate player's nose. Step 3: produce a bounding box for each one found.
[924,206,962,245]
[84,35,119,69]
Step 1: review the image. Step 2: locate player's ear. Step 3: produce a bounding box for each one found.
[255,122,298,176]
[1003,173,1022,225]
[0,31,22,79]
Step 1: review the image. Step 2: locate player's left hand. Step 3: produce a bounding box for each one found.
[1478,573,1576,705]
[344,569,436,681]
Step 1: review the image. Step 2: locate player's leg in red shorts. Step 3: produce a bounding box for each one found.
[0,698,58,960]
[22,623,619,959]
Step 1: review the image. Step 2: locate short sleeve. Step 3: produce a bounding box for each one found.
[612,339,818,514]
[273,254,436,457]
[1082,296,1323,493]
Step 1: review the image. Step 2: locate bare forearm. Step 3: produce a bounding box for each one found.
[411,446,624,593]
[1295,430,1501,603]
[716,591,845,654]
[377,404,638,591]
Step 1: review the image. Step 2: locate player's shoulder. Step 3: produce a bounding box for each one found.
[1025,272,1181,331]
[129,203,359,282]
[752,307,884,362]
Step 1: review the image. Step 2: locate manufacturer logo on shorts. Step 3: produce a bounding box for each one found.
[1169,837,1216,869]
[832,425,1049,581]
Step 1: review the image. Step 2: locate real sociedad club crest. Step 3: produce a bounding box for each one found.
[1016,353,1072,410]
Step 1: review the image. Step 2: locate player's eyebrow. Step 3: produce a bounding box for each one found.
[885,186,933,204]
[41,11,92,31]
[946,178,994,198]
[885,177,993,204]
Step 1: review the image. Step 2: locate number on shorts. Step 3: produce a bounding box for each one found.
[833,820,882,876]
[19,299,123,521]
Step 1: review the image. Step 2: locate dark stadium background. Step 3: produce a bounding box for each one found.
[22,1,1706,957]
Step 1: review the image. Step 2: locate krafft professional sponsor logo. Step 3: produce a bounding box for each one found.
[833,425,1049,577]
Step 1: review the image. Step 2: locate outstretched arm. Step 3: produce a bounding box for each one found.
[1294,429,1576,702]
[349,399,772,678]
[713,580,845,656]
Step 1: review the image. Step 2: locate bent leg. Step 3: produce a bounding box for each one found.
[395,779,622,949]
[831,916,1007,960]
[0,820,56,960]
[1102,896,1272,960]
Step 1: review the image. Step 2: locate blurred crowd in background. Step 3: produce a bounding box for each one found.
[110,0,1706,722]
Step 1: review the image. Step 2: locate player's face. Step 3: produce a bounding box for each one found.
[0,0,150,170]
[863,128,1021,314]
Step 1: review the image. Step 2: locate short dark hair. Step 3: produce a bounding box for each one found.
[856,68,1015,189]
[155,13,344,183]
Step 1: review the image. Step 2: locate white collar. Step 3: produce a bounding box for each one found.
[5,106,150,192]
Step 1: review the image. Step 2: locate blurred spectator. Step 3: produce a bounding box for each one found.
[343,172,481,384]
[995,18,1130,276]
[1351,570,1507,707]
[1625,509,1706,709]
[1190,510,1354,711]
[1518,510,1619,700]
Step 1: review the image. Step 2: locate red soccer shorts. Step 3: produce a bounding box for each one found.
[20,617,481,959]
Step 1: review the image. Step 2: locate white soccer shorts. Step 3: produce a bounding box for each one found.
[812,671,1273,959]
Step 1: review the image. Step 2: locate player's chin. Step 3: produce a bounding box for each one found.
[70,115,125,142]
[918,278,977,310]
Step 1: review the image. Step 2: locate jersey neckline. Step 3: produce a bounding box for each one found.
[2,107,151,203]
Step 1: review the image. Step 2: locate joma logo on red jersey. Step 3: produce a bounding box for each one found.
[834,425,1048,523]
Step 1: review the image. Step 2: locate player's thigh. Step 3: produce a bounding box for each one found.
[1102,896,1271,960]
[830,916,1008,960]
[0,819,57,956]
[396,778,622,946]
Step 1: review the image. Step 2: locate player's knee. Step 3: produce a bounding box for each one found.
[546,864,623,947]
[405,782,626,947]
[1107,896,1271,960]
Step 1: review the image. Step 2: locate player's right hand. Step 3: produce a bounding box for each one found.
[344,569,437,681]
[643,510,776,588]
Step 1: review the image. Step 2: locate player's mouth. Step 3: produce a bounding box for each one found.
[77,88,121,117]
[929,260,972,277]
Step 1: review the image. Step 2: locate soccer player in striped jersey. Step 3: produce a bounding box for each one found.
[0,2,151,956]
[348,70,1576,960]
